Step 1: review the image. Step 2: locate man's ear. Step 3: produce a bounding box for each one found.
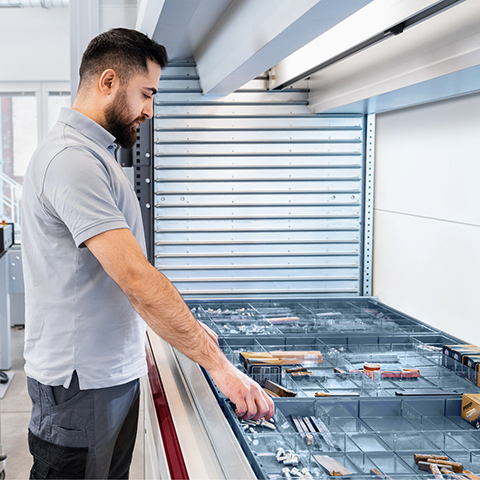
[98,69,117,96]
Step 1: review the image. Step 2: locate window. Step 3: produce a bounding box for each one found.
[48,91,71,132]
[0,93,37,183]
[0,84,70,230]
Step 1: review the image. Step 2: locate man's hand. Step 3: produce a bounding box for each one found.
[209,362,274,421]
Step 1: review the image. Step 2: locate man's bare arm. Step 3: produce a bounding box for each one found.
[85,228,273,420]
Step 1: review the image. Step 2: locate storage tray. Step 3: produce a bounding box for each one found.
[188,298,479,478]
[221,397,480,479]
[189,298,440,336]
[214,333,480,397]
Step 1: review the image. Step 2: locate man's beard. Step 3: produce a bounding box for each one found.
[103,90,145,150]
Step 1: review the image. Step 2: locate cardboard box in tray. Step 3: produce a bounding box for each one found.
[463,355,480,386]
[443,344,480,363]
[462,393,480,429]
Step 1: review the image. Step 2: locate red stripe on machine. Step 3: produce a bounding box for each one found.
[146,336,190,480]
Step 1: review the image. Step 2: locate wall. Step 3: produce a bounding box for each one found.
[373,92,480,344]
[0,8,69,82]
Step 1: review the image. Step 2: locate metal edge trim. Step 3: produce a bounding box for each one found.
[171,348,257,480]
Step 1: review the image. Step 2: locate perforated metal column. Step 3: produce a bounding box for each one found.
[120,120,155,263]
[363,114,375,296]
[153,60,365,299]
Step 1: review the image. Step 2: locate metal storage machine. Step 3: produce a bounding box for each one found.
[139,63,480,479]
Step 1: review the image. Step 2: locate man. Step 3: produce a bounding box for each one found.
[22,28,273,479]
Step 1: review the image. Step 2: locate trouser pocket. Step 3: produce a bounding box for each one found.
[28,430,88,479]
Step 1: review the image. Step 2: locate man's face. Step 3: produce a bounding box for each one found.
[103,59,161,149]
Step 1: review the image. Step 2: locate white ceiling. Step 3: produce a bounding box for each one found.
[137,0,480,113]
[137,0,374,95]
[150,0,235,63]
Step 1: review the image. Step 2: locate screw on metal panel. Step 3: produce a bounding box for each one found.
[145,152,151,158]
[145,178,151,184]
[145,204,151,209]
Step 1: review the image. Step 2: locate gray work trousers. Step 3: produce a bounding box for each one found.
[27,371,140,479]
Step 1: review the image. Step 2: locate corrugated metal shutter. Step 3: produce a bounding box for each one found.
[154,60,365,299]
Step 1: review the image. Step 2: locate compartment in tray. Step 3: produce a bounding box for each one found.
[358,398,450,430]
[368,452,416,475]
[411,333,462,349]
[272,400,366,440]
[386,376,437,389]
[389,319,436,333]
[411,416,463,431]
[361,416,417,432]
[224,337,272,348]
[245,434,313,479]
[400,400,465,431]
[294,374,363,391]
[424,373,473,388]
[419,365,463,377]
[322,340,421,357]
[217,321,282,336]
[257,431,361,454]
[329,417,372,433]
[198,302,258,315]
[301,299,366,314]
[397,451,456,475]
[347,432,391,452]
[210,313,265,323]
[251,302,312,316]
[274,325,313,335]
[378,432,438,451]
[423,430,480,450]
[449,449,480,472]
[312,452,383,476]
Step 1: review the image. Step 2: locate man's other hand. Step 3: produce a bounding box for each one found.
[209,363,274,421]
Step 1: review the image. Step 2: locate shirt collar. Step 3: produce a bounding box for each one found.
[57,107,116,152]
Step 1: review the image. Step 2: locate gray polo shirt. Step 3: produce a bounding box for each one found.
[22,108,148,389]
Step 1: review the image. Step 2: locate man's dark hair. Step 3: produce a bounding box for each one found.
[79,28,167,88]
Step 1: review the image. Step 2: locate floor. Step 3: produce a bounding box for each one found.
[0,327,145,479]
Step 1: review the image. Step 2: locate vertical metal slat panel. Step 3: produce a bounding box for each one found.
[153,60,364,299]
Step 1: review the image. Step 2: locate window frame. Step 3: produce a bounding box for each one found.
[0,81,70,143]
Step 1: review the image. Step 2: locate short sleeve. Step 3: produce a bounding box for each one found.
[42,147,129,247]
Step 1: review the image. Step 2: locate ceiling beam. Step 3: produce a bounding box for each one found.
[270,0,457,91]
[135,0,165,38]
[194,0,373,96]
[307,0,480,113]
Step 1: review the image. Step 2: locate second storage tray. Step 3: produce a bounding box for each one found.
[223,396,480,479]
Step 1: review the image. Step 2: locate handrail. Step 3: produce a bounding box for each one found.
[0,171,21,189]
